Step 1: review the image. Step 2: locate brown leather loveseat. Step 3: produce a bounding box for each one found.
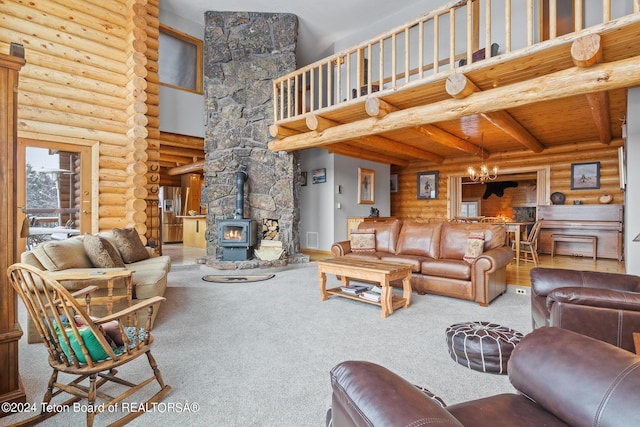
[328,327,640,426]
[331,219,513,306]
[530,267,640,352]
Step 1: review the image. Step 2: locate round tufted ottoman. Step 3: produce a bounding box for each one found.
[445,321,524,374]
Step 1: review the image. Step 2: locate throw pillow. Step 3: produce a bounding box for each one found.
[112,228,150,264]
[463,231,485,263]
[54,323,110,363]
[83,234,126,268]
[31,238,93,271]
[350,229,376,253]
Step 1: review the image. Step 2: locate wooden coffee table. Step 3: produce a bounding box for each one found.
[317,257,412,318]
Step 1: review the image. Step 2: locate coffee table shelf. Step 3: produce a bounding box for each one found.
[326,286,408,311]
[317,258,412,318]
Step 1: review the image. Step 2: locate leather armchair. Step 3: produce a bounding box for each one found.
[530,267,640,352]
[327,327,640,427]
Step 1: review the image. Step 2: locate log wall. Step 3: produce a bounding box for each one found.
[0,0,158,242]
[391,139,625,220]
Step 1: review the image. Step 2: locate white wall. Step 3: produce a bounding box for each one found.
[625,88,640,274]
[158,9,206,138]
[299,149,390,251]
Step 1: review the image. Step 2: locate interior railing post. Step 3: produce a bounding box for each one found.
[434,14,439,73]
[550,0,557,39]
[505,0,511,52]
[486,0,492,57]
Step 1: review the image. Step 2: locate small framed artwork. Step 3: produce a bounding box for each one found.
[358,168,375,204]
[312,168,326,184]
[417,171,438,199]
[300,171,308,186]
[571,162,600,190]
[390,174,398,193]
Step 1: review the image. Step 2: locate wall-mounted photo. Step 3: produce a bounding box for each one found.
[358,168,375,204]
[417,171,438,199]
[390,174,398,193]
[571,162,600,190]
[312,168,326,184]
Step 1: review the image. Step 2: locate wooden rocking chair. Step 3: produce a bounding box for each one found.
[7,263,171,426]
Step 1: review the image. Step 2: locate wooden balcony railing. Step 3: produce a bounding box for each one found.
[272,0,640,124]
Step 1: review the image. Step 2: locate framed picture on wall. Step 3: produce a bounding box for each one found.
[571,162,600,190]
[417,171,438,199]
[358,168,375,204]
[390,174,398,193]
[312,168,326,184]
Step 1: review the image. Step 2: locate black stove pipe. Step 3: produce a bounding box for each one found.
[234,169,248,219]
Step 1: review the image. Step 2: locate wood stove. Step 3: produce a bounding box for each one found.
[218,219,257,261]
[217,168,258,261]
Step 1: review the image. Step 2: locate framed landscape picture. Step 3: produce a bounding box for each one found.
[417,171,438,199]
[312,168,326,184]
[571,162,600,190]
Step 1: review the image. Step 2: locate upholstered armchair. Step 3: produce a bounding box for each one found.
[327,327,640,426]
[530,267,640,352]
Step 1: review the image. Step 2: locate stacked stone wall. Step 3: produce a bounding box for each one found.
[203,12,302,262]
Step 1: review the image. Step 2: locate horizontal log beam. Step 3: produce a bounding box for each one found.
[445,73,545,153]
[365,98,481,156]
[270,55,640,154]
[325,143,409,166]
[167,160,205,176]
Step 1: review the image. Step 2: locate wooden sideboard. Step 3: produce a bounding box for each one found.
[537,205,623,261]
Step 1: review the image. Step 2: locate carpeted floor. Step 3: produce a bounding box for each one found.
[7,262,532,426]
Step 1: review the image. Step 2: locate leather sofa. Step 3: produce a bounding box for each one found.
[331,219,513,306]
[327,327,640,427]
[21,232,171,343]
[530,267,640,352]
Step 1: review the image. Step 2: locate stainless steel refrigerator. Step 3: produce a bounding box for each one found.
[161,186,183,243]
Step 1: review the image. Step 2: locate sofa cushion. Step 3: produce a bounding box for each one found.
[31,238,93,271]
[422,259,471,280]
[358,218,402,254]
[395,221,442,258]
[463,232,485,263]
[112,228,150,263]
[350,229,376,252]
[83,234,126,268]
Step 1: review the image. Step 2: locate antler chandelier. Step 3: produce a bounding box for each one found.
[468,134,498,183]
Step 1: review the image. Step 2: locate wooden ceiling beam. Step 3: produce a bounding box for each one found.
[306,114,337,132]
[365,98,481,156]
[167,160,205,176]
[306,110,443,163]
[357,134,444,163]
[269,124,300,138]
[325,143,409,166]
[268,55,640,153]
[571,34,612,145]
[446,73,545,153]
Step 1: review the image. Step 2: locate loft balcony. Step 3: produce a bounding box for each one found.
[268,0,640,166]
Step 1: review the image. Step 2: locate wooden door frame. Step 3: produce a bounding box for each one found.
[17,133,99,253]
[448,165,551,218]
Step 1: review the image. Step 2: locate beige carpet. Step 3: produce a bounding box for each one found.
[7,262,532,426]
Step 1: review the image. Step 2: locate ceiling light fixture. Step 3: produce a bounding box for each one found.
[468,134,498,183]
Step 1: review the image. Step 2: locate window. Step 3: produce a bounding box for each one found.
[159,24,203,94]
[460,201,480,217]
